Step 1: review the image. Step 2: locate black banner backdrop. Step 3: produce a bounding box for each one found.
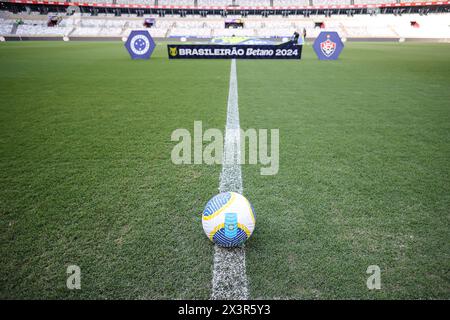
[0,299,439,319]
[167,41,302,60]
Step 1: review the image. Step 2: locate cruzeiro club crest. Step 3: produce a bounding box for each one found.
[313,31,344,60]
[320,35,336,58]
[130,34,150,56]
[169,47,178,57]
[125,30,156,60]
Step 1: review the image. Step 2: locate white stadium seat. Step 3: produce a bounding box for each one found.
[197,0,230,6]
[235,0,271,6]
[272,0,309,6]
[158,0,194,5]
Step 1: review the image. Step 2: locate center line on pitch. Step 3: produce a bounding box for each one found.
[211,59,249,300]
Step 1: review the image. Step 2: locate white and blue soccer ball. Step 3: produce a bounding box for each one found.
[202,192,256,247]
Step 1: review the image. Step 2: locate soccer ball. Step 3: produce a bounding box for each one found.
[202,192,256,247]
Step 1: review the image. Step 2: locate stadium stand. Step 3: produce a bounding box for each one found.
[0,18,13,35]
[1,13,448,39]
[214,27,257,36]
[1,0,449,6]
[0,1,449,40]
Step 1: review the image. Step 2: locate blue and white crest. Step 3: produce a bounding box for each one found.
[125,30,156,60]
[313,31,344,60]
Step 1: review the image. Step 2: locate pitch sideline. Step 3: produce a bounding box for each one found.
[211,59,249,300]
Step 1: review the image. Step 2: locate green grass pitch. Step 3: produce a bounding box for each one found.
[0,41,449,299]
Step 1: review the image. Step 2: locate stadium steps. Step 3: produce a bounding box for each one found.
[121,21,129,35]
[67,27,76,36]
[11,23,18,35]
[388,25,400,37]
[339,23,349,38]
[165,22,176,38]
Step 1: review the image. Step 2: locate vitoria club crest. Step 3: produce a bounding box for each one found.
[125,30,156,60]
[313,31,344,60]
[320,35,336,58]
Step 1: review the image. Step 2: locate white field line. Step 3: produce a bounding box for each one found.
[211,59,249,300]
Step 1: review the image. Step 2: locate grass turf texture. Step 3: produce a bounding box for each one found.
[0,41,449,299]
